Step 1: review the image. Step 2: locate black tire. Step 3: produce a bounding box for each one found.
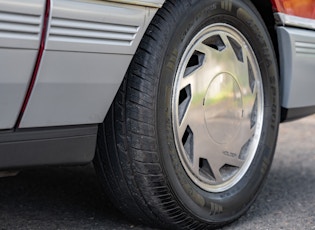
[94,0,279,229]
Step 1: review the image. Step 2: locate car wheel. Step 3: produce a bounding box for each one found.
[94,0,279,229]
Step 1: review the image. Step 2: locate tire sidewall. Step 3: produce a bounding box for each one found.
[156,0,279,222]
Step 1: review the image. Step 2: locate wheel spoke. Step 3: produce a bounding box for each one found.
[195,43,226,82]
[212,167,224,183]
[178,105,194,138]
[180,67,208,95]
[180,72,195,90]
[222,154,244,168]
[192,133,222,180]
[195,42,215,56]
[226,121,255,158]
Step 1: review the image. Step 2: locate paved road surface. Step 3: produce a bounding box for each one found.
[1,116,315,229]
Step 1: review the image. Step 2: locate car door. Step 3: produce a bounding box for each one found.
[18,0,157,128]
[0,0,45,129]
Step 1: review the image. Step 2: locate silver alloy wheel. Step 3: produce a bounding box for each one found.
[172,23,264,193]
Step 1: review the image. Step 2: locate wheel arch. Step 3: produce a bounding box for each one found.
[248,0,284,121]
[250,0,279,60]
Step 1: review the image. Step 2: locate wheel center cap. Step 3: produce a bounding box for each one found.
[203,73,243,144]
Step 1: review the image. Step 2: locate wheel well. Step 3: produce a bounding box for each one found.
[250,0,278,58]
[250,0,284,120]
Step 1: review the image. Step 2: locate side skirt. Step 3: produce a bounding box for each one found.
[0,125,97,169]
[281,106,315,122]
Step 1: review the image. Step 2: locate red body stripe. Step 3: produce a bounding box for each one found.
[15,0,51,128]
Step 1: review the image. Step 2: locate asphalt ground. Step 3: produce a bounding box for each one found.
[0,116,315,229]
